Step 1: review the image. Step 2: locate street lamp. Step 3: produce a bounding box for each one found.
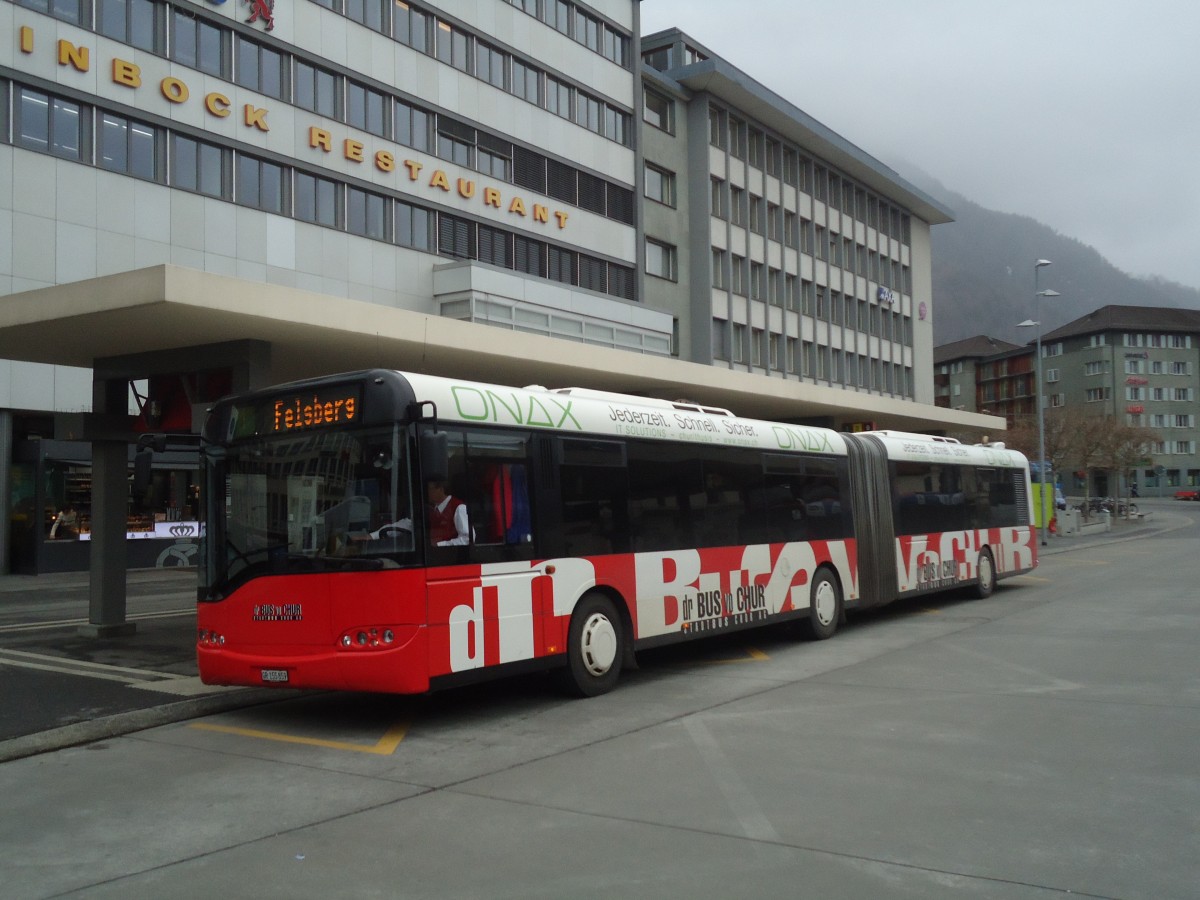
[1018,259,1059,547]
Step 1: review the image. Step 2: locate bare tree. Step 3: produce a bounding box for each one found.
[1006,407,1087,502]
[1100,422,1158,518]
[1002,415,1038,459]
[1042,408,1078,488]
[1068,415,1114,517]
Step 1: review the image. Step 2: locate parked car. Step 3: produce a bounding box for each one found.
[1175,489,1200,501]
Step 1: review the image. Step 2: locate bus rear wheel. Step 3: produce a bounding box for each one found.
[799,568,841,640]
[973,548,996,599]
[560,593,624,697]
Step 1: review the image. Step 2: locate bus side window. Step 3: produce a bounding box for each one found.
[760,455,851,543]
[458,430,534,552]
[627,441,701,552]
[472,463,531,545]
[696,450,759,549]
[559,438,628,557]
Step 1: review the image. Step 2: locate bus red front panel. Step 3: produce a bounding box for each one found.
[197,570,430,693]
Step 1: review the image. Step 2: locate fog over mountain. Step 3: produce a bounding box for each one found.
[902,170,1200,347]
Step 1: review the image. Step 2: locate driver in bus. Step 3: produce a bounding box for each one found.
[367,479,471,547]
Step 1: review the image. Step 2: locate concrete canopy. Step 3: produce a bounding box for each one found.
[0,265,1001,434]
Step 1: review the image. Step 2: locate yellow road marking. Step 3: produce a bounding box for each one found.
[189,720,409,754]
[703,646,769,665]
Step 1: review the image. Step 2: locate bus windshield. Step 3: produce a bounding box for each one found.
[204,424,416,595]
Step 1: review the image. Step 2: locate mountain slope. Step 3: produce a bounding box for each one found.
[902,175,1200,345]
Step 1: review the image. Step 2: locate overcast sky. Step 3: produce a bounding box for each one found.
[640,0,1200,292]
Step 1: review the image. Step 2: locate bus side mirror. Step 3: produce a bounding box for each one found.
[420,431,449,483]
[133,448,153,499]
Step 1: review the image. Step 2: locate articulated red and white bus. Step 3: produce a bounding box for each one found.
[197,369,1035,696]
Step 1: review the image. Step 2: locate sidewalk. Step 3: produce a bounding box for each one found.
[0,568,285,763]
[1040,500,1183,555]
[0,504,1190,764]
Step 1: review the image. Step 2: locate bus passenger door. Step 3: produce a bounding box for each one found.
[428,563,547,677]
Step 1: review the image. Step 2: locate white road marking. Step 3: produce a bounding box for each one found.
[0,649,193,691]
[0,608,194,634]
[129,676,246,697]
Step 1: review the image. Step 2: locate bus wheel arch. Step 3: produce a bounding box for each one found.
[973,547,997,599]
[799,565,842,640]
[559,590,630,697]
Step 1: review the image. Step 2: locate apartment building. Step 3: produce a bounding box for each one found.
[935,305,1200,493]
[933,335,1024,419]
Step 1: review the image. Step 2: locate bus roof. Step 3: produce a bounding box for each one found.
[209,369,1029,470]
[402,371,849,456]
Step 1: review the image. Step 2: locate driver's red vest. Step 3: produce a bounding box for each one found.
[429,497,465,544]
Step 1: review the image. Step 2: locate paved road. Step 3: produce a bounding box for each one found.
[2,503,1198,899]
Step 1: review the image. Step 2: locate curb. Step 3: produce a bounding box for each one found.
[1040,508,1192,556]
[0,687,292,764]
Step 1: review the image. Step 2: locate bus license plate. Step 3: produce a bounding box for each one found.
[261,669,289,683]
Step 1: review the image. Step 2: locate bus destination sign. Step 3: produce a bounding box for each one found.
[269,386,361,433]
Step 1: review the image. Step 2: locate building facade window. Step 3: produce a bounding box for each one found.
[294,59,339,118]
[172,8,227,77]
[730,187,745,226]
[16,88,85,160]
[345,0,388,33]
[643,87,673,133]
[731,323,746,363]
[236,154,286,214]
[98,0,159,51]
[711,319,729,360]
[710,177,726,218]
[475,40,508,90]
[731,255,747,296]
[171,134,228,198]
[644,163,675,206]
[346,82,388,137]
[645,238,677,281]
[293,170,339,226]
[511,59,540,103]
[393,200,436,250]
[234,35,285,99]
[98,113,160,181]
[346,186,388,240]
[711,248,726,289]
[708,107,725,148]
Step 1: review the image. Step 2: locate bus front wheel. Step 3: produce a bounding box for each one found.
[560,593,624,697]
[800,568,841,640]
